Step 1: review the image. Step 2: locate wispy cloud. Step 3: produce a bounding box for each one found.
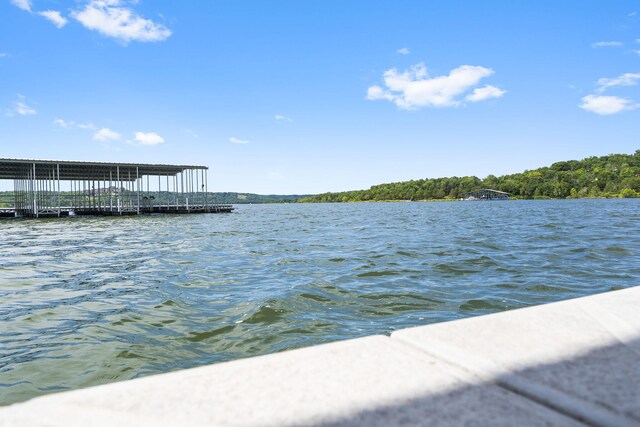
[134,131,165,145]
[11,0,67,28]
[6,94,36,117]
[366,62,504,109]
[596,72,640,92]
[184,129,199,138]
[579,95,637,115]
[53,119,74,128]
[465,85,506,102]
[72,0,172,44]
[53,119,97,130]
[397,47,410,55]
[592,41,623,48]
[0,53,7,58]
[229,137,249,144]
[10,0,31,12]
[93,127,121,141]
[77,123,97,130]
[37,10,68,28]
[275,114,293,122]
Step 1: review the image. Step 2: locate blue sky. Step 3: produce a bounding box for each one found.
[1,1,639,194]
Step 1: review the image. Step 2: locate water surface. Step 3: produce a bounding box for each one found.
[1,199,639,405]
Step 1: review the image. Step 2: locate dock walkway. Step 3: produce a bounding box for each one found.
[1,287,638,426]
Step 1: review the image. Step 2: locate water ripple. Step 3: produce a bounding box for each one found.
[1,199,639,405]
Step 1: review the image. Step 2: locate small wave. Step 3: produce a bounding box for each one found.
[299,293,332,303]
[604,246,629,253]
[185,325,236,342]
[459,299,506,311]
[433,263,476,275]
[153,299,178,308]
[356,271,400,278]
[241,302,291,325]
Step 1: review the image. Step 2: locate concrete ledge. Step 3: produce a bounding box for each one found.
[1,287,639,426]
[393,287,640,427]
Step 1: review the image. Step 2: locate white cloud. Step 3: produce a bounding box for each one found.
[6,94,36,117]
[53,119,73,128]
[465,85,506,102]
[77,122,97,130]
[596,72,640,92]
[229,137,249,144]
[11,0,67,29]
[0,53,7,58]
[10,0,31,11]
[591,41,623,48]
[72,0,172,44]
[93,127,121,141]
[579,95,637,115]
[38,10,68,28]
[184,129,199,138]
[15,101,36,116]
[53,119,97,130]
[134,131,165,145]
[397,47,410,55]
[275,114,293,122]
[366,62,503,109]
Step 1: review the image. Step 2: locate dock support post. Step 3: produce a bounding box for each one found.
[57,163,60,217]
[181,171,185,211]
[195,169,199,209]
[117,166,121,214]
[205,169,208,211]
[136,167,140,214]
[32,162,37,218]
[109,170,113,212]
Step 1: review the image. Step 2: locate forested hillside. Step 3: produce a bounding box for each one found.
[300,151,640,202]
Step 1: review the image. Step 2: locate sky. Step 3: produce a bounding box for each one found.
[1,1,639,194]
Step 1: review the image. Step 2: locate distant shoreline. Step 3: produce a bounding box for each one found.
[298,151,640,203]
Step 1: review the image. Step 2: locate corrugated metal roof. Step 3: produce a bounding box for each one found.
[0,158,207,181]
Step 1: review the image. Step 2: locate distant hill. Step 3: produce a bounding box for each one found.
[209,192,310,204]
[299,150,640,202]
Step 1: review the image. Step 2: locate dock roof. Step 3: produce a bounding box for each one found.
[474,189,510,195]
[0,158,207,181]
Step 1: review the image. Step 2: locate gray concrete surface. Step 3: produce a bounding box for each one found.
[393,286,640,427]
[1,287,638,426]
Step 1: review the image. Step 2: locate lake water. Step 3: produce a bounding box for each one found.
[1,199,639,405]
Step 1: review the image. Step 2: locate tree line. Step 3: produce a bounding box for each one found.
[299,151,640,203]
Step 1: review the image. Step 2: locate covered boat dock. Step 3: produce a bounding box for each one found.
[0,158,233,218]
[464,189,510,201]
